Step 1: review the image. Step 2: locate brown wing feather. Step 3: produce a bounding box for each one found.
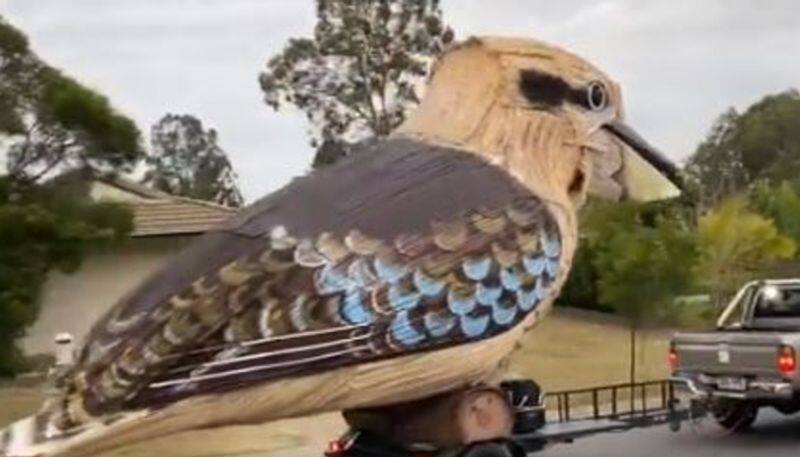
[68,138,555,419]
[129,200,560,409]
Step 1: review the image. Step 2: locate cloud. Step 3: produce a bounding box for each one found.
[3,0,800,200]
[4,0,317,200]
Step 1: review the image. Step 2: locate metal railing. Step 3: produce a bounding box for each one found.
[546,379,676,423]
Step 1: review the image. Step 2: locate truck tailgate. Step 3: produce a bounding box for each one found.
[673,331,784,377]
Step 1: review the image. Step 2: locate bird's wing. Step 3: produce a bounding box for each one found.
[72,137,563,416]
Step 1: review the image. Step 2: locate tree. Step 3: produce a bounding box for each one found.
[750,180,800,250]
[684,108,745,209]
[559,197,698,313]
[736,90,800,184]
[555,243,606,312]
[584,202,697,385]
[0,15,31,136]
[685,90,800,208]
[1,17,143,185]
[143,114,244,208]
[0,178,132,375]
[259,0,454,166]
[695,197,796,309]
[0,18,137,375]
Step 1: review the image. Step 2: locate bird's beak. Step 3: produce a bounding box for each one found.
[587,119,682,202]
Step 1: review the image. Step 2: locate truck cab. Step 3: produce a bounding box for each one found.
[671,279,800,431]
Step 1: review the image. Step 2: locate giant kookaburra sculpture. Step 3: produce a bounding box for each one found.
[2,37,680,457]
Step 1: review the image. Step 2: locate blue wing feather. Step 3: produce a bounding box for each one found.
[463,256,492,280]
[460,314,491,338]
[413,269,446,296]
[476,282,503,306]
[424,312,456,338]
[447,289,477,316]
[342,290,374,325]
[391,310,426,347]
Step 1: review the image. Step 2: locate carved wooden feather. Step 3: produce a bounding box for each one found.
[75,139,563,415]
[1,36,679,457]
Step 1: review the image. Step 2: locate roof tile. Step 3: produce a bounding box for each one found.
[130,199,237,237]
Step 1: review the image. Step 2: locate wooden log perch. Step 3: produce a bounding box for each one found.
[343,385,513,448]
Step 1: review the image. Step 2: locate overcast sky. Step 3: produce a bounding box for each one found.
[2,0,799,201]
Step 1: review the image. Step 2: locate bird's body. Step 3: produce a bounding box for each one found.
[2,37,679,457]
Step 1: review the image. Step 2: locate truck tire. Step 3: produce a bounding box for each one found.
[711,398,758,433]
[772,402,800,415]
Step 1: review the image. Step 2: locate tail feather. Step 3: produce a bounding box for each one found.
[2,415,41,457]
[1,407,150,457]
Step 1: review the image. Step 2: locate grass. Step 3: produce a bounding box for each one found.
[0,308,672,456]
[510,307,671,391]
[0,385,44,428]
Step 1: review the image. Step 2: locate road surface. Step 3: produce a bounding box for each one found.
[539,409,800,457]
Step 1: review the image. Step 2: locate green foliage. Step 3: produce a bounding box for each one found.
[0,18,28,55]
[41,72,141,167]
[749,180,800,250]
[695,197,795,307]
[686,90,800,208]
[556,202,698,383]
[0,18,32,136]
[0,16,144,183]
[144,114,244,207]
[0,177,132,376]
[681,87,800,311]
[561,185,800,327]
[559,198,698,315]
[576,201,697,383]
[684,108,744,208]
[555,243,607,312]
[259,0,453,166]
[584,202,698,327]
[0,18,139,375]
[737,90,800,183]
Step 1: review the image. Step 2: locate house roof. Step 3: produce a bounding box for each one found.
[130,197,237,237]
[49,168,238,237]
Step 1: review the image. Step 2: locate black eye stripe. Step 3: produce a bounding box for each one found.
[518,69,594,109]
[518,70,571,106]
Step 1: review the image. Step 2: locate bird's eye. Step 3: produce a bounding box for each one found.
[587,81,608,111]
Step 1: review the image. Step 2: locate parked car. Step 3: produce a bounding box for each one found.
[671,279,800,431]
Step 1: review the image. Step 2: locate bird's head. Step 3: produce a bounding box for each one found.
[397,36,680,208]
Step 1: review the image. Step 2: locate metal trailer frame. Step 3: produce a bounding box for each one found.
[324,379,703,457]
[513,379,700,453]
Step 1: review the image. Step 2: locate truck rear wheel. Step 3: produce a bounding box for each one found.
[711,398,758,432]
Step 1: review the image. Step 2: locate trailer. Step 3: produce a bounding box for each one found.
[323,379,705,457]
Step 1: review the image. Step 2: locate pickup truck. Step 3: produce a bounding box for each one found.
[671,279,800,432]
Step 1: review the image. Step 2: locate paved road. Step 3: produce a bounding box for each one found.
[255,409,800,457]
[539,409,800,457]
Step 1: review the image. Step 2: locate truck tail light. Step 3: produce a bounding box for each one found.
[325,439,350,457]
[668,344,678,372]
[778,345,796,376]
